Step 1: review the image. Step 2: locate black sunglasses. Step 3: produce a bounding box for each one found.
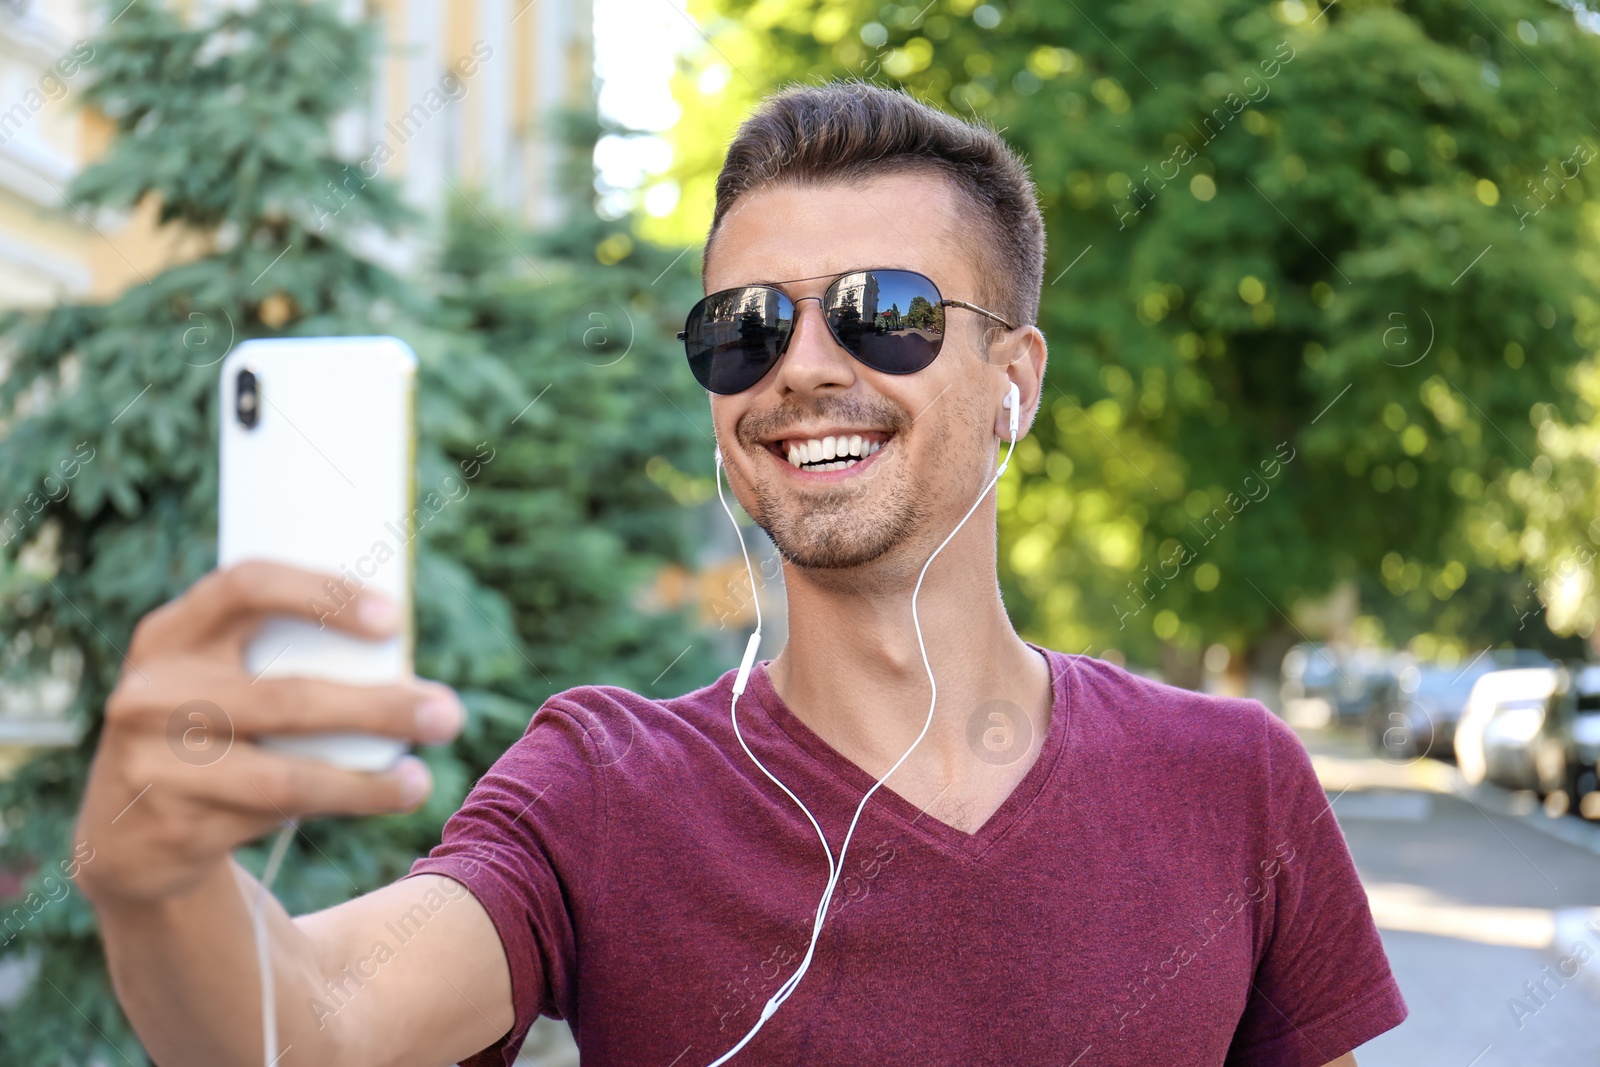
[678,267,1016,395]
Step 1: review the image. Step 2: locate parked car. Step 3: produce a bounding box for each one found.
[1530,664,1600,819]
[1365,662,1480,761]
[1455,666,1562,790]
[1281,643,1389,728]
[1366,649,1550,762]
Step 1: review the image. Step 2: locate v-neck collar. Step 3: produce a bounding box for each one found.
[743,642,1076,860]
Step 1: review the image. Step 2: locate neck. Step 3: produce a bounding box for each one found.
[764,501,1050,794]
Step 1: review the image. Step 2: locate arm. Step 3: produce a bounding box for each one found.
[91,864,510,1066]
[73,561,514,1067]
[297,874,511,1065]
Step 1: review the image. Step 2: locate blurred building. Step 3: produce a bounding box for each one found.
[0,0,593,311]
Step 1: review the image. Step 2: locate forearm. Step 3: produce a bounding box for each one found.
[91,856,347,1067]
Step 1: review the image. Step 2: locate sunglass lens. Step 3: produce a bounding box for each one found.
[685,288,793,394]
[825,269,944,374]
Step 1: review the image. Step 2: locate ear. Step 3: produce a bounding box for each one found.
[991,325,1047,443]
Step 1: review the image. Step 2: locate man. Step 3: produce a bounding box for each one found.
[73,81,1405,1066]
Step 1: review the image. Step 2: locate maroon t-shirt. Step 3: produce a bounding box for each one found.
[406,645,1406,1066]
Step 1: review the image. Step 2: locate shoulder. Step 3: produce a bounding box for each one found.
[519,669,739,768]
[1055,651,1314,790]
[454,672,740,843]
[1060,652,1278,744]
[1050,651,1331,872]
[538,669,738,730]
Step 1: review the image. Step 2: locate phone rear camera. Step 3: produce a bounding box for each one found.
[236,368,259,428]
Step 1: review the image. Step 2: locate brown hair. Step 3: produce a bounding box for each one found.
[706,79,1046,328]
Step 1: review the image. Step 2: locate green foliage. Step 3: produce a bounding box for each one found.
[0,4,718,1062]
[427,111,727,743]
[1496,358,1600,642]
[660,0,1600,666]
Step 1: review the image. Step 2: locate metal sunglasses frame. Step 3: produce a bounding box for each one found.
[677,267,1017,353]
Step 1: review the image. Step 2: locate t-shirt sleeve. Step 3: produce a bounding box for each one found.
[1225,709,1408,1066]
[402,700,608,1067]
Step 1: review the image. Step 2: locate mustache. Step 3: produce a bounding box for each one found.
[739,396,910,445]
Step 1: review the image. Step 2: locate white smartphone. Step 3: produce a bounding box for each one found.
[218,336,417,772]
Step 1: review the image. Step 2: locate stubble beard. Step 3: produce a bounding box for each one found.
[745,450,932,571]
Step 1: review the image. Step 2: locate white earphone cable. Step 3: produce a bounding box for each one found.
[253,819,298,1067]
[705,401,1018,1065]
[714,451,839,885]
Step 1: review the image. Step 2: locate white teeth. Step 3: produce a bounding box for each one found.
[780,434,888,469]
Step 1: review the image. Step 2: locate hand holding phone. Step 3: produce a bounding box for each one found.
[218,336,419,772]
[74,558,462,901]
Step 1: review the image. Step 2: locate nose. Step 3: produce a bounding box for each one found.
[774,296,857,393]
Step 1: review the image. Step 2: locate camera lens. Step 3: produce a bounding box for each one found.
[236,368,259,428]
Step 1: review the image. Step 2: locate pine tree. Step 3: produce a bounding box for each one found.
[0,3,718,1061]
[426,106,730,760]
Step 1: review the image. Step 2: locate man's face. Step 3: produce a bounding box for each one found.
[704,171,1007,573]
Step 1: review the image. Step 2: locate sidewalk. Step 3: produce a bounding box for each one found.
[1300,724,1600,1064]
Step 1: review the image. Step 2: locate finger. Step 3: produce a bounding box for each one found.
[132,559,399,659]
[220,676,463,745]
[207,748,434,820]
[112,671,464,748]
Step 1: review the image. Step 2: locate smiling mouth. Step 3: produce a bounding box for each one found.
[765,431,892,472]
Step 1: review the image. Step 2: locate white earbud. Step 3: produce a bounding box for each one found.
[1002,382,1020,442]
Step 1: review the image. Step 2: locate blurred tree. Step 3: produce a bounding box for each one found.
[653,0,1600,680]
[1501,350,1600,648]
[429,109,728,749]
[0,3,715,1062]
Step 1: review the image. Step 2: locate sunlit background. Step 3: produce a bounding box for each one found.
[3,0,1600,1063]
